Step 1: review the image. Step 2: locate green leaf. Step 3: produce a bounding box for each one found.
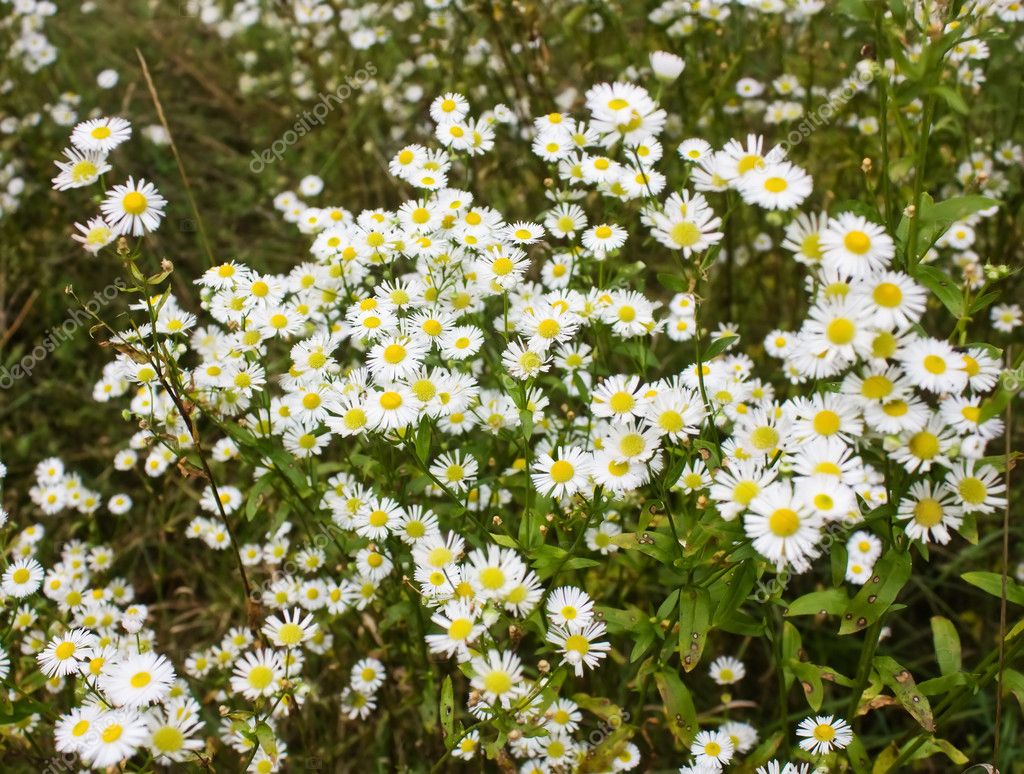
[255,721,278,758]
[654,670,698,745]
[597,605,647,634]
[978,372,1018,424]
[630,629,656,662]
[489,532,521,549]
[656,589,681,621]
[917,672,970,696]
[245,474,273,521]
[440,676,455,743]
[702,333,739,360]
[0,696,48,725]
[929,85,968,114]
[710,562,757,625]
[414,420,431,463]
[1003,668,1024,714]
[847,734,873,774]
[610,530,676,563]
[930,616,961,676]
[786,588,851,617]
[657,272,688,293]
[788,659,824,711]
[961,571,1024,606]
[873,656,935,732]
[911,263,963,317]
[900,194,1000,262]
[839,550,912,635]
[836,0,871,19]
[677,587,711,672]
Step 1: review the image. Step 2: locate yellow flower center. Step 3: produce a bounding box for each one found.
[249,665,274,689]
[750,426,779,450]
[813,723,836,742]
[733,481,760,505]
[908,431,939,459]
[873,282,902,307]
[549,460,575,483]
[483,671,512,696]
[71,160,98,182]
[379,391,402,410]
[923,354,946,375]
[958,477,987,504]
[844,230,871,254]
[102,724,123,743]
[564,634,590,654]
[769,508,800,537]
[537,319,561,339]
[861,375,892,399]
[122,191,148,215]
[670,221,700,247]
[277,622,304,645]
[608,391,635,413]
[813,410,841,436]
[826,318,855,345]
[152,726,184,752]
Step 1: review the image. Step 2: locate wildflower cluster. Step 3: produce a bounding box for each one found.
[2,0,1022,771]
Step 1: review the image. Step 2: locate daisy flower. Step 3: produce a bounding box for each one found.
[37,627,97,677]
[795,715,853,754]
[2,557,45,597]
[650,50,685,81]
[365,385,419,431]
[429,451,478,493]
[738,161,813,211]
[546,619,610,676]
[591,374,649,423]
[51,146,111,190]
[544,203,588,238]
[501,340,550,379]
[898,337,969,394]
[470,649,525,708]
[426,600,482,660]
[546,585,595,627]
[581,222,628,255]
[72,217,116,254]
[678,138,712,163]
[944,461,1007,514]
[70,116,132,152]
[263,608,318,649]
[709,655,746,685]
[101,177,167,236]
[690,729,735,768]
[897,481,963,545]
[231,649,284,699]
[991,303,1022,333]
[531,447,593,499]
[85,709,149,769]
[351,657,386,693]
[819,213,895,277]
[99,652,176,707]
[744,482,822,572]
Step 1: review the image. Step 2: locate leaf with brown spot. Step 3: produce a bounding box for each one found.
[873,656,935,732]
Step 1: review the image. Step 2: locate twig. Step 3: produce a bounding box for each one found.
[0,289,39,350]
[135,49,216,266]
